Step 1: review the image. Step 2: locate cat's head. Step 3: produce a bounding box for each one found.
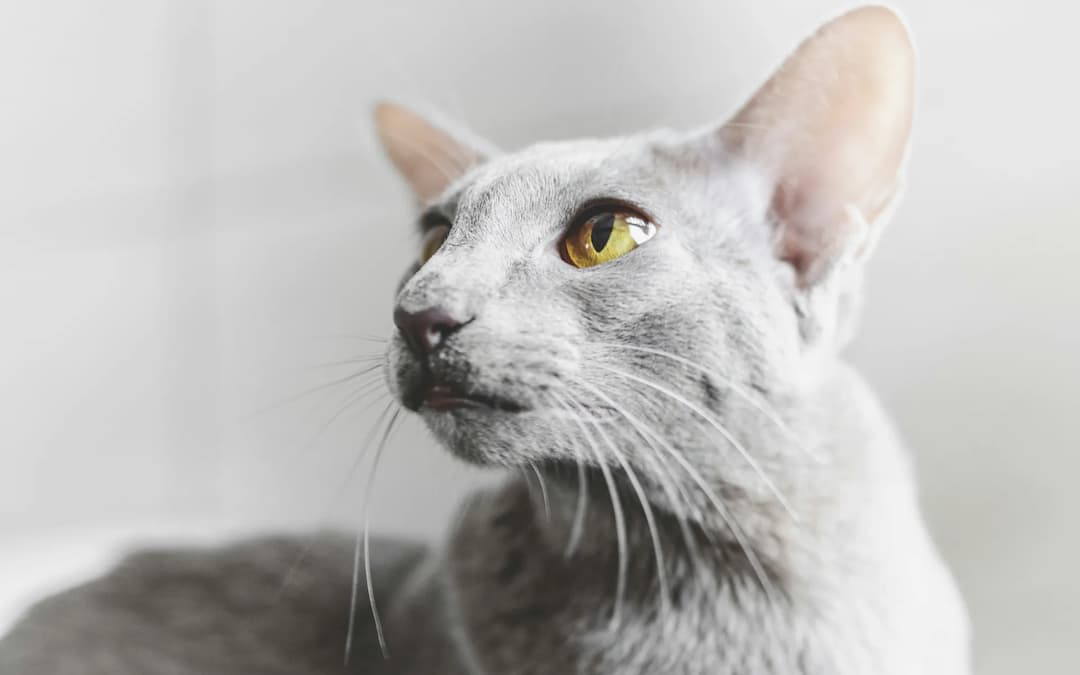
[376,7,914,517]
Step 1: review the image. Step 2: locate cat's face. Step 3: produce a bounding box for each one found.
[378,6,914,515]
[387,136,796,475]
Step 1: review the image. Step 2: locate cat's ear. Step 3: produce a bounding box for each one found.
[374,102,493,204]
[721,6,915,287]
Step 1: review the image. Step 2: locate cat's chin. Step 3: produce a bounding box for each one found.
[417,405,545,467]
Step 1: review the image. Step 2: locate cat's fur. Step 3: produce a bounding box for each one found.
[0,6,970,674]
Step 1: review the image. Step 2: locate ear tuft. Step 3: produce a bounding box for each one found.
[373,102,490,204]
[723,5,916,286]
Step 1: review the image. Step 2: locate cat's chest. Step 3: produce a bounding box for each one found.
[426,491,815,675]
[399,478,934,675]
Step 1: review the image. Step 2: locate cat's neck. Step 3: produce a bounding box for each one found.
[434,362,921,672]
[439,472,803,674]
[447,360,911,604]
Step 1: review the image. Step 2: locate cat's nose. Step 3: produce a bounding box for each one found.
[393,306,465,355]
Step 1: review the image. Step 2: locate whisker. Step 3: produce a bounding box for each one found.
[310,333,389,344]
[537,394,590,558]
[341,334,389,342]
[248,368,381,420]
[575,378,704,579]
[594,362,799,524]
[275,394,394,599]
[552,391,628,628]
[308,356,386,370]
[578,396,671,615]
[565,449,590,559]
[363,407,401,660]
[520,466,543,517]
[345,406,401,663]
[593,342,817,460]
[583,382,780,603]
[640,423,780,603]
[528,462,552,522]
[293,379,385,458]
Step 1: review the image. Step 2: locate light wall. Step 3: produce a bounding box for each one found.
[1,2,1077,673]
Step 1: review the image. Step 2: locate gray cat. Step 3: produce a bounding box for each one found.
[0,6,970,674]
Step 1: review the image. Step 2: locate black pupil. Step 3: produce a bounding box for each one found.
[590,214,615,252]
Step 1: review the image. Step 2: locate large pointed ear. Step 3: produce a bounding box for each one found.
[722,6,915,287]
[373,102,494,204]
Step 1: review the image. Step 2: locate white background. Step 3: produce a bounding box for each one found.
[1,2,1077,673]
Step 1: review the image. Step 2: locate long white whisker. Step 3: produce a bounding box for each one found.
[248,368,381,419]
[308,355,386,370]
[332,333,390,343]
[575,379,779,602]
[577,397,671,615]
[552,391,627,627]
[346,406,401,663]
[296,378,386,457]
[519,466,543,517]
[574,379,703,576]
[594,362,799,524]
[276,395,393,600]
[528,462,552,522]
[566,450,590,559]
[637,421,780,604]
[363,407,402,659]
[593,342,816,459]
[541,393,590,557]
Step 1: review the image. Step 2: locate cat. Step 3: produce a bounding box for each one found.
[0,6,970,674]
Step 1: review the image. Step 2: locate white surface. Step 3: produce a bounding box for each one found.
[1,2,1077,672]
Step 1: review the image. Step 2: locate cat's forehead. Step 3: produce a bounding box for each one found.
[440,133,679,224]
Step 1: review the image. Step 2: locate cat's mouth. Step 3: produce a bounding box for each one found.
[420,382,526,413]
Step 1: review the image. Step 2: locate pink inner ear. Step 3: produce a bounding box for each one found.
[374,102,487,204]
[774,179,837,284]
[722,6,915,286]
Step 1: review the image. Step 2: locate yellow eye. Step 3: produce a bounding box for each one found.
[561,209,657,268]
[420,224,450,264]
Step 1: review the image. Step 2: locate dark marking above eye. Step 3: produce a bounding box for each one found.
[590,213,615,251]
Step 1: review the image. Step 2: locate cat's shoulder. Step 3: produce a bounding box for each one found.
[0,532,427,675]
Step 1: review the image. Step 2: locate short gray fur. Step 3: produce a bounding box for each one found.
[0,7,970,674]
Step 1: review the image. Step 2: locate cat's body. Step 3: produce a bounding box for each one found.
[1,7,970,674]
[2,368,966,675]
[1,366,966,675]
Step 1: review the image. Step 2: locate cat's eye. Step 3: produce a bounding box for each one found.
[561,208,657,268]
[420,223,450,264]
